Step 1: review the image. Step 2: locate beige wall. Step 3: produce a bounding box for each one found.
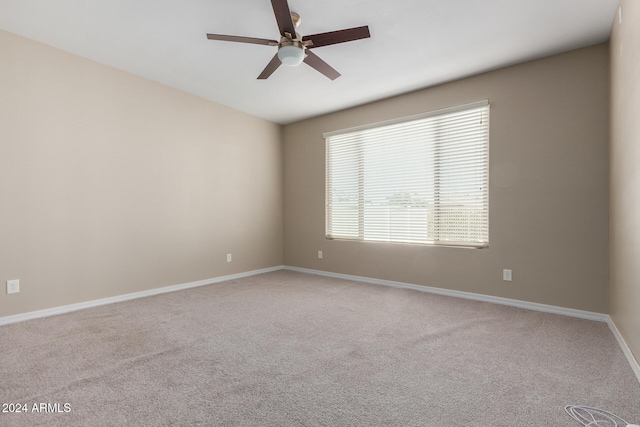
[284,44,610,313]
[0,30,283,317]
[0,27,616,321]
[610,0,640,362]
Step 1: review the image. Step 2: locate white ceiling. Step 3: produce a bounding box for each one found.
[0,0,618,124]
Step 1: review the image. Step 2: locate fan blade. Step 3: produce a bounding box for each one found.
[206,34,278,46]
[258,54,282,79]
[270,0,296,37]
[303,50,340,80]
[303,26,370,49]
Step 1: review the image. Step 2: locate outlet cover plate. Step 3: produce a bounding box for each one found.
[7,279,20,294]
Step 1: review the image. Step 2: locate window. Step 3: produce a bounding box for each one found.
[325,101,489,248]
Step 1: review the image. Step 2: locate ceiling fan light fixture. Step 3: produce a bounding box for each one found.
[206,1,371,79]
[278,42,304,66]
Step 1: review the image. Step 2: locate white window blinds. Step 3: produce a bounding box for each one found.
[325,101,489,248]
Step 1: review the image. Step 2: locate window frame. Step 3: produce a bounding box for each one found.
[324,100,489,249]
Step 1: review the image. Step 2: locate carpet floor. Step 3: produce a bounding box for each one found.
[1,270,639,426]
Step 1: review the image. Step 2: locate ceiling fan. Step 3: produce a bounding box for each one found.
[206,0,370,80]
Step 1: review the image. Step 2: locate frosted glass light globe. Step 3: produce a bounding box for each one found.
[278,45,304,66]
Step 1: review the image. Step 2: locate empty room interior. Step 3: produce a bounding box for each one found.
[1,0,640,425]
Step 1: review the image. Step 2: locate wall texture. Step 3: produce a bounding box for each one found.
[610,0,640,363]
[0,30,283,317]
[284,44,610,313]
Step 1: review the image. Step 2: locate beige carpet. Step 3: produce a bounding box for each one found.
[1,270,639,426]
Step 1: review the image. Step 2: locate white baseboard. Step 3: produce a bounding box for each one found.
[2,265,606,327]
[608,318,640,384]
[3,264,636,386]
[0,266,284,327]
[283,266,609,322]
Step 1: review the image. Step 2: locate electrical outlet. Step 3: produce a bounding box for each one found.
[7,279,20,294]
[318,250,323,259]
[503,269,512,282]
[226,253,232,263]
